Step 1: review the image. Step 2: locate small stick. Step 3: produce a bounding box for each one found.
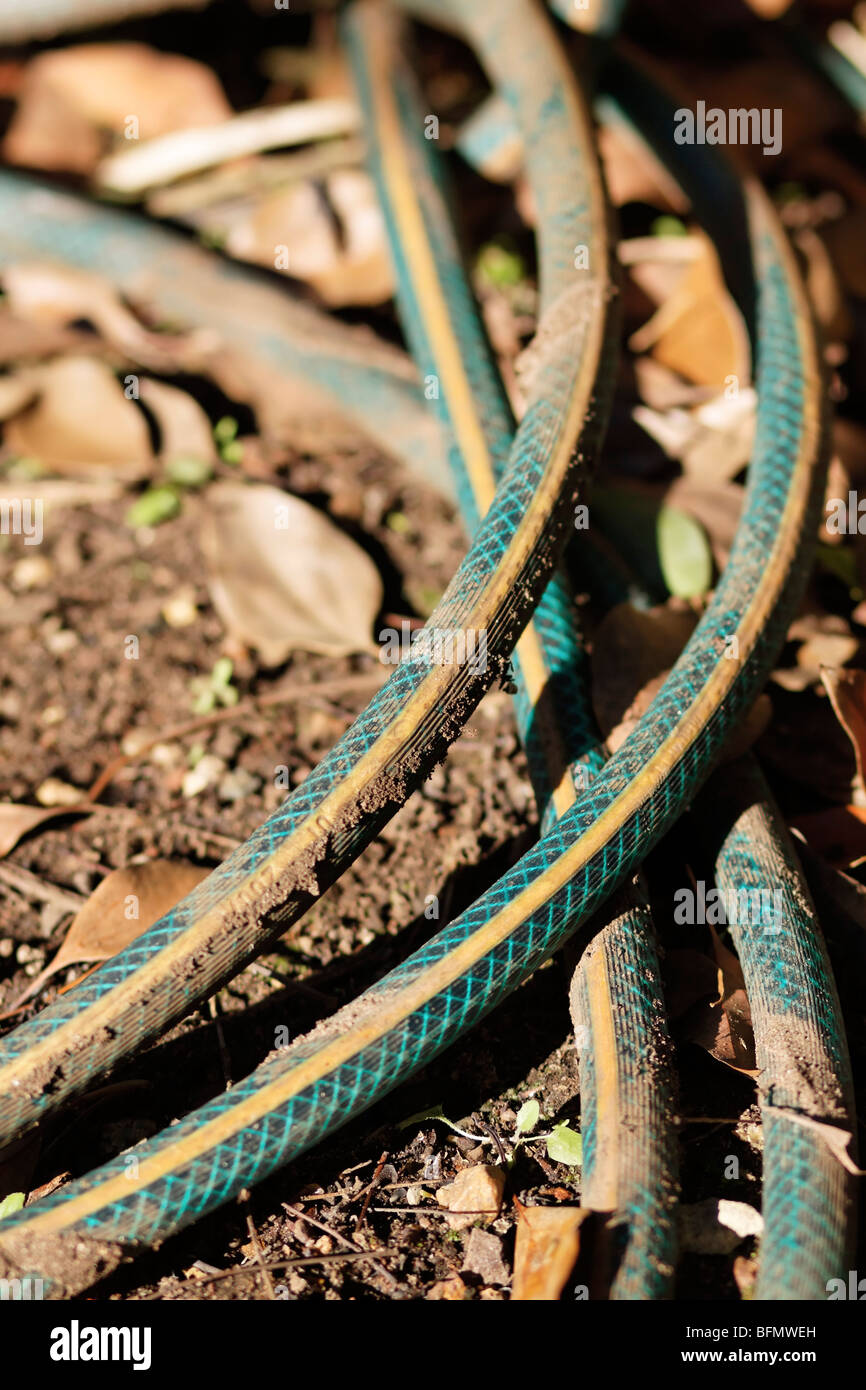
[354,1149,389,1235]
[199,1247,402,1286]
[242,1193,277,1302]
[98,100,362,194]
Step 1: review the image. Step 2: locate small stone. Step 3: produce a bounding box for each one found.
[427,1274,467,1300]
[182,754,226,799]
[39,705,66,727]
[162,588,198,628]
[436,1164,505,1230]
[12,555,52,590]
[217,766,261,803]
[461,1227,510,1286]
[44,628,79,656]
[35,776,84,807]
[313,1235,333,1255]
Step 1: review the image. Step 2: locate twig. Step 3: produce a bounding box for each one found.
[98,99,362,194]
[354,1150,388,1235]
[281,1200,398,1289]
[0,862,85,915]
[148,137,366,218]
[242,1193,277,1301]
[199,1248,402,1285]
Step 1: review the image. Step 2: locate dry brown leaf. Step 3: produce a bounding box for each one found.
[795,226,853,341]
[435,1164,504,1230]
[791,806,866,868]
[3,43,230,176]
[2,860,209,1015]
[821,668,866,795]
[0,801,94,859]
[629,234,750,390]
[200,482,383,663]
[821,209,866,302]
[591,602,698,748]
[2,263,214,373]
[686,924,758,1076]
[598,116,688,212]
[224,170,394,308]
[0,368,38,421]
[138,378,217,467]
[663,478,744,568]
[511,1200,591,1301]
[4,356,153,480]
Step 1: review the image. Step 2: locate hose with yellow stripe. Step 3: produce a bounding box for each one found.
[0,0,618,1150]
[346,0,678,1299]
[0,0,830,1298]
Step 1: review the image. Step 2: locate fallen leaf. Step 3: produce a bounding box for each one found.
[138,378,217,471]
[224,169,394,308]
[795,226,853,341]
[3,44,230,176]
[597,103,689,212]
[511,1200,591,1301]
[0,801,95,859]
[591,486,713,601]
[821,668,866,797]
[591,602,698,745]
[685,924,758,1075]
[656,503,713,598]
[435,1164,504,1230]
[200,482,383,663]
[1,860,209,1015]
[546,1123,583,1168]
[0,368,38,421]
[4,356,153,481]
[790,806,866,869]
[629,234,750,390]
[1,263,213,373]
[733,1255,758,1298]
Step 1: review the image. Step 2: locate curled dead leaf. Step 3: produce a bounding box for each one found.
[4,356,153,481]
[3,43,230,177]
[0,801,95,860]
[629,234,750,390]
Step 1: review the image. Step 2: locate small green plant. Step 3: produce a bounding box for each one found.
[189,658,239,715]
[214,416,243,465]
[546,1122,583,1168]
[125,485,181,529]
[0,1191,25,1220]
[165,455,213,489]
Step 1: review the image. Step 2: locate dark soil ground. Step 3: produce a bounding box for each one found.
[0,0,865,1302]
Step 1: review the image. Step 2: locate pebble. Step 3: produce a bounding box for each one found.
[217,767,261,803]
[181,754,226,799]
[435,1163,504,1231]
[461,1228,510,1286]
[161,588,198,628]
[12,555,52,590]
[35,776,84,807]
